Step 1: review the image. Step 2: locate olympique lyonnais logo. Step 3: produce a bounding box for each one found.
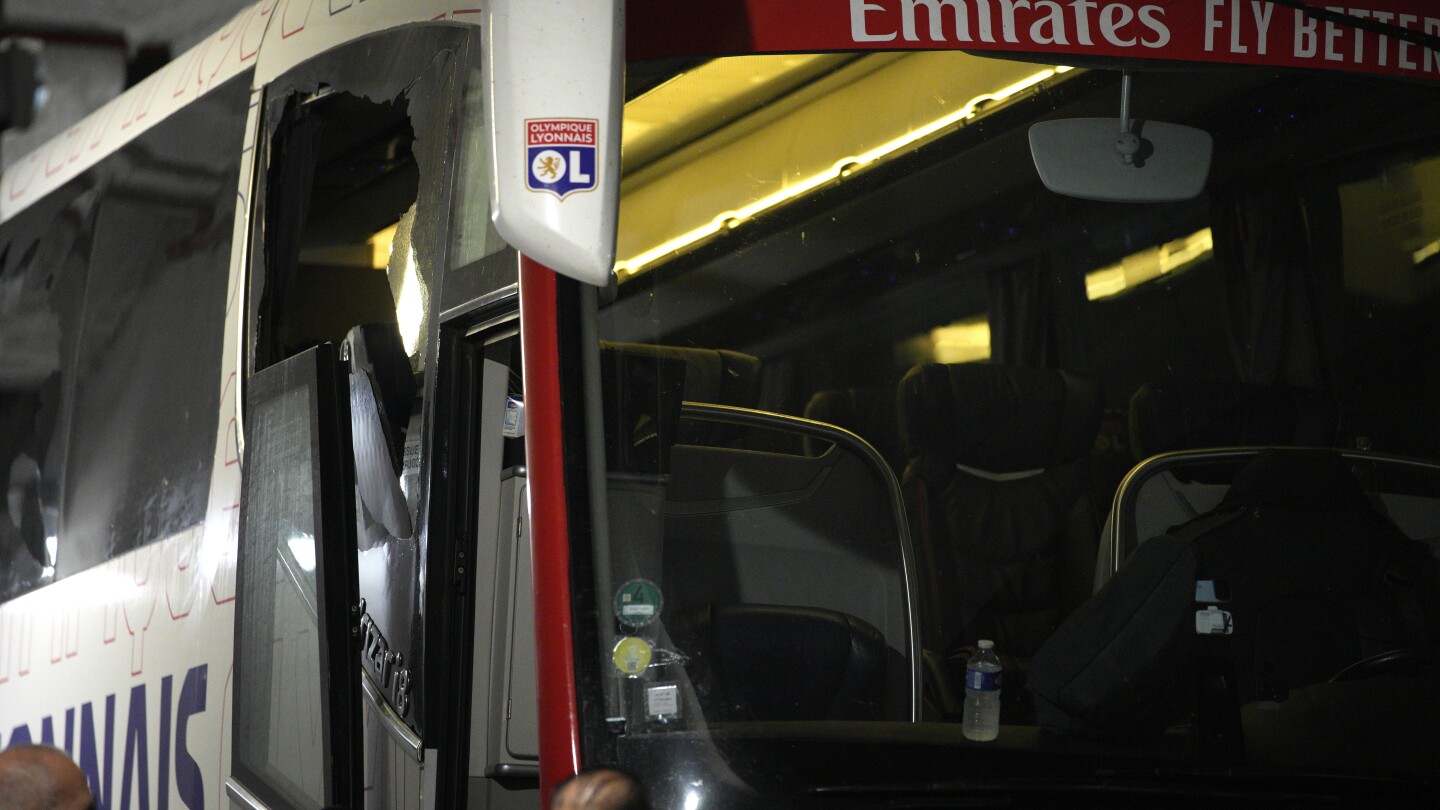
[526,118,598,199]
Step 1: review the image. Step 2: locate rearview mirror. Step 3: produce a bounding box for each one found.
[1029,118,1213,202]
[1029,72,1211,203]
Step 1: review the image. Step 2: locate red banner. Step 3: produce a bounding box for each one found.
[628,0,1440,83]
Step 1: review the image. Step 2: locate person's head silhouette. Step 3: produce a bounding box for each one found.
[552,768,648,810]
[0,744,93,810]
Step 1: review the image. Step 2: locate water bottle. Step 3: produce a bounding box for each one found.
[962,639,1002,741]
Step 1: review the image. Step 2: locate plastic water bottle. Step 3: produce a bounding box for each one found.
[962,639,1002,741]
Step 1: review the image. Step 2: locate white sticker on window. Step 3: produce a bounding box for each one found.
[503,396,525,438]
[1195,605,1234,635]
[646,683,680,720]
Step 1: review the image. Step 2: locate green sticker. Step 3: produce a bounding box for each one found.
[612,636,653,676]
[613,578,663,628]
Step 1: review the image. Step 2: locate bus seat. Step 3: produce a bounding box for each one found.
[660,435,912,718]
[1095,382,1344,591]
[598,341,761,473]
[669,603,892,721]
[1032,449,1439,741]
[599,341,760,405]
[803,388,905,473]
[898,363,1102,659]
[1129,382,1339,461]
[598,339,767,588]
[599,342,916,720]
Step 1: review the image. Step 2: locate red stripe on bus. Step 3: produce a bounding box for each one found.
[628,0,1440,84]
[519,255,582,805]
[626,0,754,62]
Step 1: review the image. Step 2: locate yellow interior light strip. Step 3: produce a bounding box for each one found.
[929,316,992,364]
[1085,227,1214,301]
[1413,237,1440,266]
[615,66,1070,278]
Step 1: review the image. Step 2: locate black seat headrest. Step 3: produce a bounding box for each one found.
[898,364,1102,472]
[1219,448,1373,513]
[599,342,760,408]
[1128,382,1339,461]
[598,342,763,473]
[804,388,904,469]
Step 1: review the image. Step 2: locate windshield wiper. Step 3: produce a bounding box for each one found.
[1267,0,1440,54]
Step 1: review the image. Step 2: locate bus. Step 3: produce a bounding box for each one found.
[2,0,1439,807]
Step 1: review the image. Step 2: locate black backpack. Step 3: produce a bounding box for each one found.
[1030,449,1437,741]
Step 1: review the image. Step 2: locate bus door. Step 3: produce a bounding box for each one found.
[228,344,363,810]
[238,18,539,809]
[443,298,544,807]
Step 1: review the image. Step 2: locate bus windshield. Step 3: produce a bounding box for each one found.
[584,49,1440,805]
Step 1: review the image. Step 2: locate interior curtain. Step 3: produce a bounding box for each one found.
[986,255,1055,368]
[1211,185,1333,388]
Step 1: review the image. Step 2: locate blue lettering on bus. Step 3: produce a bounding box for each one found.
[121,684,149,810]
[7,722,32,747]
[158,675,172,810]
[79,693,116,809]
[0,664,208,810]
[175,666,206,810]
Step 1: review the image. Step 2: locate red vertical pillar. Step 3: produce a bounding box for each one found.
[518,255,582,806]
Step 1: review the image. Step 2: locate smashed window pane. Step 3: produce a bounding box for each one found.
[248,24,485,739]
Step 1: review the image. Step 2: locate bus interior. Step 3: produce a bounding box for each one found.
[588,50,1440,796]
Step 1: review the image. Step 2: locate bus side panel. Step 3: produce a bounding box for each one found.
[251,0,482,87]
[0,75,257,810]
[0,531,237,810]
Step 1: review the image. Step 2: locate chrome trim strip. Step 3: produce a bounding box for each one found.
[679,402,924,722]
[362,664,424,761]
[443,282,520,325]
[491,762,540,779]
[1106,446,1440,584]
[224,778,269,810]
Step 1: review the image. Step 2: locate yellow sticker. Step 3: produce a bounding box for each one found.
[612,636,653,676]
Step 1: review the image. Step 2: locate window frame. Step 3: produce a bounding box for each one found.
[229,343,362,810]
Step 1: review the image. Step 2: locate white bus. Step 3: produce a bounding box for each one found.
[2,1,1439,808]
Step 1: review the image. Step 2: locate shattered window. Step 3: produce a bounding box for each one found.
[247,24,485,742]
[444,54,513,312]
